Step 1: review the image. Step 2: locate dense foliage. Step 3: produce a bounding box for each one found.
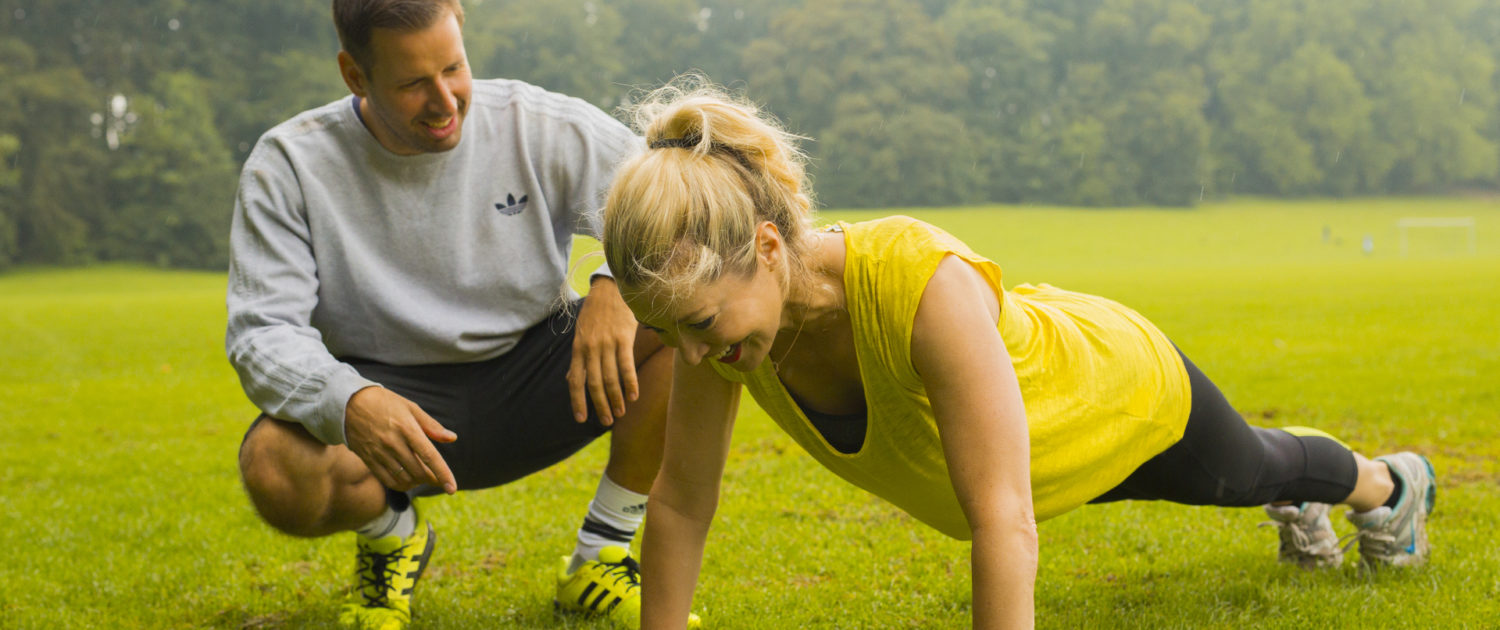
[2,0,1497,269]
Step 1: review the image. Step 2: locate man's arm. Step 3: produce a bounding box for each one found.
[555,96,648,425]
[226,143,455,493]
[225,148,367,445]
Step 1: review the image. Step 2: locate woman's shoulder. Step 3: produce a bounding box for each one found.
[839,215,977,268]
[839,215,1005,320]
[840,215,926,241]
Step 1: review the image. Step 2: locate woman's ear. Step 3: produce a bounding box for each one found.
[754,221,784,268]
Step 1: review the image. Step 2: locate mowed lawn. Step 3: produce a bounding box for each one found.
[1,198,1497,628]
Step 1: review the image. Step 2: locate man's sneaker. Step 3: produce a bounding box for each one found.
[1261,502,1343,569]
[338,511,436,630]
[554,546,701,628]
[1344,452,1436,568]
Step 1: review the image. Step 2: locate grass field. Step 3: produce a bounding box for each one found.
[2,198,1497,628]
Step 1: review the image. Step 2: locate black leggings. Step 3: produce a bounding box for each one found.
[1089,352,1359,506]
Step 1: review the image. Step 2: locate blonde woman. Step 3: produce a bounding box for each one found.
[600,79,1435,629]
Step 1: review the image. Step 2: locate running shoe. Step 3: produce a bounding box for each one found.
[555,546,700,628]
[1344,452,1436,568]
[338,511,436,630]
[1262,502,1343,569]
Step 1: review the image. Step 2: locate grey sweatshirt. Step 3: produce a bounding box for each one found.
[226,79,640,445]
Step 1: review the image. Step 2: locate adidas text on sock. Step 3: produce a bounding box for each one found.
[571,474,647,570]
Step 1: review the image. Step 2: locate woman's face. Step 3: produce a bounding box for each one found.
[624,259,787,372]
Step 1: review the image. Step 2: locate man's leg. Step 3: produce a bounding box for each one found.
[239,415,389,537]
[238,358,470,630]
[555,327,691,626]
[568,329,672,566]
[606,328,671,496]
[240,416,435,630]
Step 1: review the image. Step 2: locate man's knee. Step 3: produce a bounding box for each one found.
[238,416,333,537]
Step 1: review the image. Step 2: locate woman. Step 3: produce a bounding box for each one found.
[599,80,1436,629]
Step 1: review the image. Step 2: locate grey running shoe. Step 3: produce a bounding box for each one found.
[1262,502,1343,569]
[1344,452,1436,568]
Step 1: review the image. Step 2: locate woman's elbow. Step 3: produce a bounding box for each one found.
[971,505,1038,545]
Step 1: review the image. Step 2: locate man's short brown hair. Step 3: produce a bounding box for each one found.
[332,0,465,74]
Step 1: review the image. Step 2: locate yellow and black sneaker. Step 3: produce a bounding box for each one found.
[338,511,436,630]
[554,546,701,628]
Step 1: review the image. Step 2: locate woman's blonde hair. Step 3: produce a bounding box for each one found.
[602,76,814,308]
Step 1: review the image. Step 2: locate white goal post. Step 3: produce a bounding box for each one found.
[1396,217,1476,256]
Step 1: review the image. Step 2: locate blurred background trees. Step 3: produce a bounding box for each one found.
[1,0,1497,269]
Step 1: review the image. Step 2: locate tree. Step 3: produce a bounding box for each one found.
[469,0,627,108]
[687,0,801,86]
[105,72,237,267]
[743,0,972,207]
[1372,10,1497,191]
[611,0,705,89]
[0,132,18,268]
[1206,0,1496,195]
[0,37,106,265]
[818,99,983,207]
[940,1,1056,202]
[0,36,28,267]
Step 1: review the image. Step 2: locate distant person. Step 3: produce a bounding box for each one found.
[599,80,1436,629]
[227,1,695,628]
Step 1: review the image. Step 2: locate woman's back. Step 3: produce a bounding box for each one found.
[710,215,1193,537]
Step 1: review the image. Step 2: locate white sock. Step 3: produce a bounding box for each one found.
[355,501,417,540]
[569,474,648,573]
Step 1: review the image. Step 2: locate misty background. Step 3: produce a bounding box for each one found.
[1,0,1496,270]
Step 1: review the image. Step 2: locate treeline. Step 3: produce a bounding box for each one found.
[2,0,1497,270]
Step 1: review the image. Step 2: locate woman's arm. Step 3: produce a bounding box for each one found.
[641,353,742,630]
[912,256,1038,630]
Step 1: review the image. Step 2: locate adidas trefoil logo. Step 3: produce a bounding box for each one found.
[495,193,529,216]
[622,502,647,515]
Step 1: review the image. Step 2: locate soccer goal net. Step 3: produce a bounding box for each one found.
[1396,217,1477,257]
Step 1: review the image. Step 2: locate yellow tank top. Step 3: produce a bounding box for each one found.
[710,216,1190,540]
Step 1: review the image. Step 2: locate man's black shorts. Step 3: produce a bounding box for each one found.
[248,299,610,493]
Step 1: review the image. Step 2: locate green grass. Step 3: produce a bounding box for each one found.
[2,198,1498,628]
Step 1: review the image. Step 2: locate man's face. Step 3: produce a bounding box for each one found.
[341,10,472,155]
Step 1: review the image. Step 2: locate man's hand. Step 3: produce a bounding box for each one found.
[568,276,640,426]
[344,386,458,494]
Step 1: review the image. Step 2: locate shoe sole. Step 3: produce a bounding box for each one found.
[407,524,437,596]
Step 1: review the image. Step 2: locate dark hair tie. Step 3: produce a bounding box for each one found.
[649,135,754,171]
[649,136,700,150]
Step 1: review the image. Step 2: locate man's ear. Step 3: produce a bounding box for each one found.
[337,51,369,98]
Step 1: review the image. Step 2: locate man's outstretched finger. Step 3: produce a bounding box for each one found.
[410,410,458,493]
[408,438,455,494]
[413,406,457,444]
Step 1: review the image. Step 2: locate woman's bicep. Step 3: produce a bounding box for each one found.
[912,257,1033,528]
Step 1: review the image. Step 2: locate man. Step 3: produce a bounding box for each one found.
[229,1,691,627]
